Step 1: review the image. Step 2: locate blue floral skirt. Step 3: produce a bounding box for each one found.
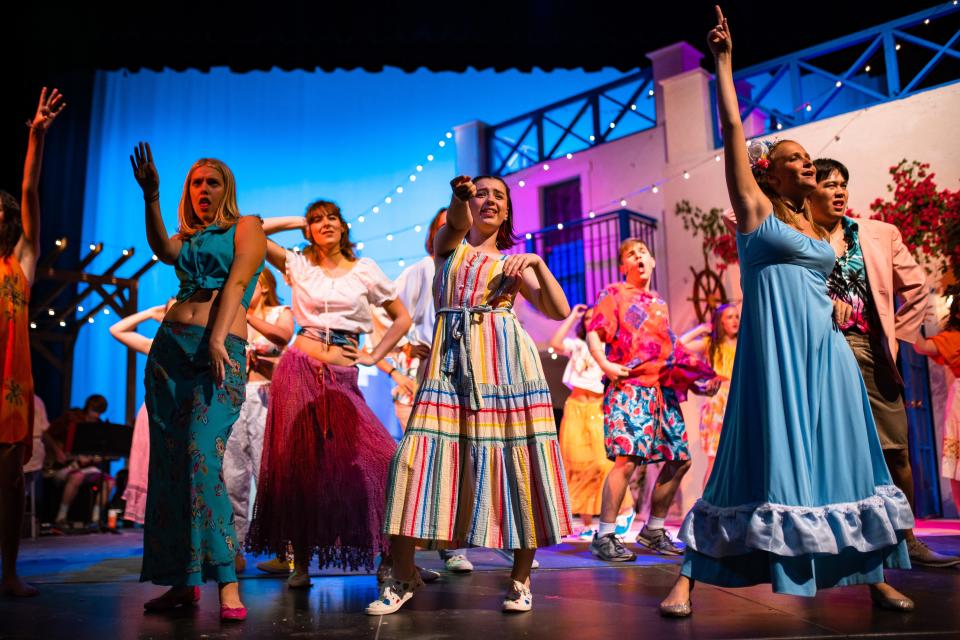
[141,321,247,586]
[603,382,690,463]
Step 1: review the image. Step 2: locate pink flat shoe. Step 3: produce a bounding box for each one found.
[144,586,201,611]
[220,605,247,622]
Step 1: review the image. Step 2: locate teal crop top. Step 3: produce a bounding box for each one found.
[174,222,264,308]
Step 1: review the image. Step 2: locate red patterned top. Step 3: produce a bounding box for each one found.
[589,282,714,396]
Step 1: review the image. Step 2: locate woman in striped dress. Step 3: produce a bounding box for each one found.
[368,175,572,616]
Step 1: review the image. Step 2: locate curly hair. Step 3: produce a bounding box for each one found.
[0,190,23,258]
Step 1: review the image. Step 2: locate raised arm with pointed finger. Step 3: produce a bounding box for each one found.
[433,176,476,259]
[130,142,182,264]
[18,87,66,285]
[709,6,772,234]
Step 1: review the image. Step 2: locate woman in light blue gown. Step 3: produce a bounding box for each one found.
[658,7,913,616]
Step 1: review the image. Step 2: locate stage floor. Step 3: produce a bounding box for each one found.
[5,521,960,639]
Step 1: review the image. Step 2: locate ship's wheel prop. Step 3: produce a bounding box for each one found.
[688,250,727,323]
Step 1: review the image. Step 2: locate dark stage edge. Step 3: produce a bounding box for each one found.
[5,525,960,639]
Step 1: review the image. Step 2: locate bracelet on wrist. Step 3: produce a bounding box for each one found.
[387,367,397,377]
[144,191,160,203]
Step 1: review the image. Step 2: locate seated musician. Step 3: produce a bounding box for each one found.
[43,394,114,528]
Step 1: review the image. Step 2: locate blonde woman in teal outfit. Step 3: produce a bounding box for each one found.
[659,7,913,617]
[130,143,265,622]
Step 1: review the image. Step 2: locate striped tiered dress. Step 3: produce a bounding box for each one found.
[383,242,572,549]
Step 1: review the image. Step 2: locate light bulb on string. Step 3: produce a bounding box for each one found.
[652,186,659,194]
[385,197,392,204]
[396,186,403,194]
[357,242,365,250]
[588,211,596,218]
[427,154,434,162]
[630,104,637,111]
[620,199,627,207]
[683,171,690,180]
[714,154,721,162]
[386,234,394,241]
[358,216,366,223]
[543,164,550,171]
[589,135,596,142]
[557,223,564,230]
[416,165,423,172]
[438,141,446,148]
[414,225,422,232]
[445,132,453,139]
[88,317,94,324]
[566,153,573,160]
[373,206,380,214]
[519,180,526,187]
[648,89,654,96]
[398,260,406,267]
[609,122,616,129]
[525,233,533,240]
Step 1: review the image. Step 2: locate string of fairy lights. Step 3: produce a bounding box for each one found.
[344,4,960,269]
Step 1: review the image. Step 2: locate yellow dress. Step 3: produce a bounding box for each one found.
[698,339,736,457]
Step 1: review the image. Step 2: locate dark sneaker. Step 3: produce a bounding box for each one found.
[590,532,637,562]
[636,525,683,556]
[908,538,960,568]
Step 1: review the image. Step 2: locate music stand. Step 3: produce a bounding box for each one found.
[71,422,133,531]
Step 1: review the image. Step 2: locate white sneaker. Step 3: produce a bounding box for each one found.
[365,572,424,616]
[444,554,474,573]
[502,579,533,613]
[418,566,441,583]
[286,570,312,589]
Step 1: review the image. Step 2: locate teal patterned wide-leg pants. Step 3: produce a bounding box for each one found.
[141,321,247,586]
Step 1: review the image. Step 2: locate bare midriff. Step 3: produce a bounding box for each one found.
[163,289,249,341]
[292,334,358,368]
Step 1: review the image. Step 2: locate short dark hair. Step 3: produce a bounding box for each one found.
[814,158,849,184]
[84,394,108,414]
[0,190,23,258]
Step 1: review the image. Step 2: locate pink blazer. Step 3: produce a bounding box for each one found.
[721,211,928,382]
[855,217,927,369]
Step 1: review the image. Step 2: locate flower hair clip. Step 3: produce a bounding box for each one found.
[747,139,776,174]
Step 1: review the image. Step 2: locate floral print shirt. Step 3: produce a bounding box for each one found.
[588,282,714,397]
[827,217,876,336]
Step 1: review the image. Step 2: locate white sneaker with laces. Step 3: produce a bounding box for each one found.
[444,554,474,573]
[365,572,424,616]
[502,579,533,612]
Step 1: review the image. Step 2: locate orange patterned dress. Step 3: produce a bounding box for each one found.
[932,331,960,480]
[0,255,33,453]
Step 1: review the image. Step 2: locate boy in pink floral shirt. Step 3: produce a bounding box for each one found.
[587,239,717,561]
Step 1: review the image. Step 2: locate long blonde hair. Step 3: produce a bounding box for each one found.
[176,158,241,236]
[756,140,827,239]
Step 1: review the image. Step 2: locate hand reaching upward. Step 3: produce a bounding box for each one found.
[130,142,160,197]
[707,5,732,58]
[29,87,66,132]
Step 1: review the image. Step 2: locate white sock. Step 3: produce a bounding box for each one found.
[647,516,666,530]
[598,521,617,537]
[57,504,69,521]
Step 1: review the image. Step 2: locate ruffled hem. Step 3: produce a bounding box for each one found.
[680,484,914,558]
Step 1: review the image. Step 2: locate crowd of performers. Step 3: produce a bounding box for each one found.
[4,6,960,625]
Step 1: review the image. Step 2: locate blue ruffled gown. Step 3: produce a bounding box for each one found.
[679,214,913,596]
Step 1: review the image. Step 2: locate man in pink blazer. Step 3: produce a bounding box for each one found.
[809,158,957,567]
